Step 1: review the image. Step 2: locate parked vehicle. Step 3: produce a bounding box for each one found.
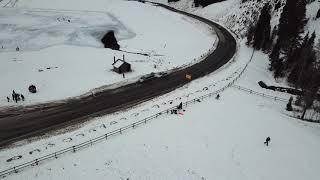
[139,73,157,83]
[154,71,168,78]
[139,72,169,83]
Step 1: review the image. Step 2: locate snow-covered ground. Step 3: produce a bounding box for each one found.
[2,37,320,179]
[0,0,216,107]
[0,8,134,52]
[1,0,320,179]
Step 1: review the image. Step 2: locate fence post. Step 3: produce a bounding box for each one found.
[35,159,38,165]
[55,153,57,159]
[105,134,108,140]
[132,123,135,128]
[72,146,76,153]
[145,119,147,124]
[120,128,122,134]
[14,167,17,173]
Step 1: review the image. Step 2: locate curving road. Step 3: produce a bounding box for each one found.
[0,2,236,147]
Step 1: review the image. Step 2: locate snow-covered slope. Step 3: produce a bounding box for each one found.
[1,43,320,179]
[162,0,319,39]
[197,0,320,39]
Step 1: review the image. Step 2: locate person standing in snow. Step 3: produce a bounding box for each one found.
[216,94,220,100]
[6,96,10,102]
[264,137,271,146]
[21,94,25,101]
[12,90,16,101]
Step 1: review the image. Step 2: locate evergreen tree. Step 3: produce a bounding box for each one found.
[246,23,255,46]
[288,32,316,87]
[298,32,316,87]
[277,0,307,58]
[286,32,309,69]
[270,26,278,45]
[300,65,319,120]
[273,58,285,78]
[252,3,271,50]
[269,39,281,71]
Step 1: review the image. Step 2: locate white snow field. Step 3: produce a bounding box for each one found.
[0,8,135,52]
[0,0,216,107]
[1,39,320,179]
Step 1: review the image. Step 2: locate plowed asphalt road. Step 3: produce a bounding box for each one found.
[0,2,236,147]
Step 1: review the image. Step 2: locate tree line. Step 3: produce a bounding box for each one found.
[246,0,320,120]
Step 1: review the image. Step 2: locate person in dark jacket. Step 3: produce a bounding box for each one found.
[264,137,271,146]
[12,90,16,101]
[21,94,25,101]
[6,96,10,102]
[216,94,220,100]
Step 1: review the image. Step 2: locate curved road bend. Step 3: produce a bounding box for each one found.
[0,3,236,147]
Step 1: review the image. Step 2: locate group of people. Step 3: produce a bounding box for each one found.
[57,17,71,23]
[7,90,25,103]
[1,46,20,51]
[170,102,183,114]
